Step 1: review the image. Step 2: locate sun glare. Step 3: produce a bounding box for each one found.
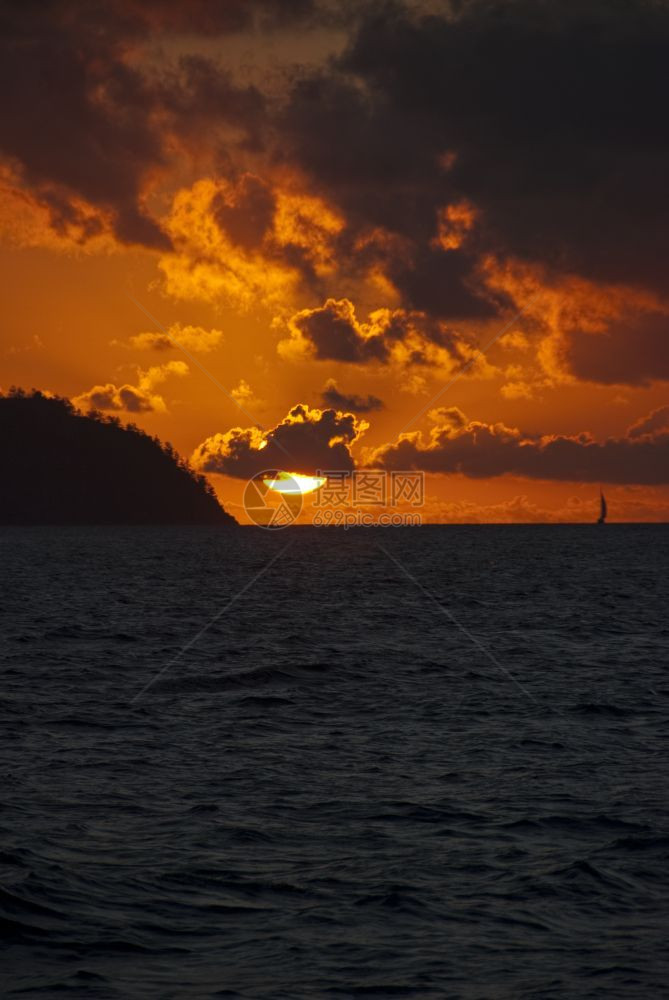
[263,472,326,495]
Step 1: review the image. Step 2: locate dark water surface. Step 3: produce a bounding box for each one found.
[1,525,668,998]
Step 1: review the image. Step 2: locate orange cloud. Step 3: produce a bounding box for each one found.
[127,324,224,353]
[73,361,188,414]
[273,189,344,275]
[0,166,117,252]
[482,255,669,386]
[431,199,478,251]
[158,173,344,311]
[229,379,264,409]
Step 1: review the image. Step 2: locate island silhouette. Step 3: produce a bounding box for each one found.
[0,389,236,525]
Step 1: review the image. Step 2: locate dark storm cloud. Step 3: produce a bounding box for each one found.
[280,69,498,319]
[0,14,167,247]
[212,174,276,250]
[192,404,365,478]
[279,0,669,316]
[564,312,669,387]
[158,56,267,153]
[4,0,669,344]
[126,0,319,34]
[344,0,669,290]
[320,379,384,412]
[0,1,281,247]
[371,410,669,485]
[0,0,320,41]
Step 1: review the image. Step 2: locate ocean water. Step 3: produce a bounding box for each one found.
[1,525,668,999]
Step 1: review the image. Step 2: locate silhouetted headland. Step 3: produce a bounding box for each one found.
[0,390,236,525]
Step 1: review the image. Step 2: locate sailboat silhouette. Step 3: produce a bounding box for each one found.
[597,488,607,524]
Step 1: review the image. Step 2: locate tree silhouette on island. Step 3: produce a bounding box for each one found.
[0,390,236,525]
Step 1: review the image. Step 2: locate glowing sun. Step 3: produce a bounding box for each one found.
[263,472,326,495]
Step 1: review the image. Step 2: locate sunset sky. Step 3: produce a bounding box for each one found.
[2,0,668,523]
